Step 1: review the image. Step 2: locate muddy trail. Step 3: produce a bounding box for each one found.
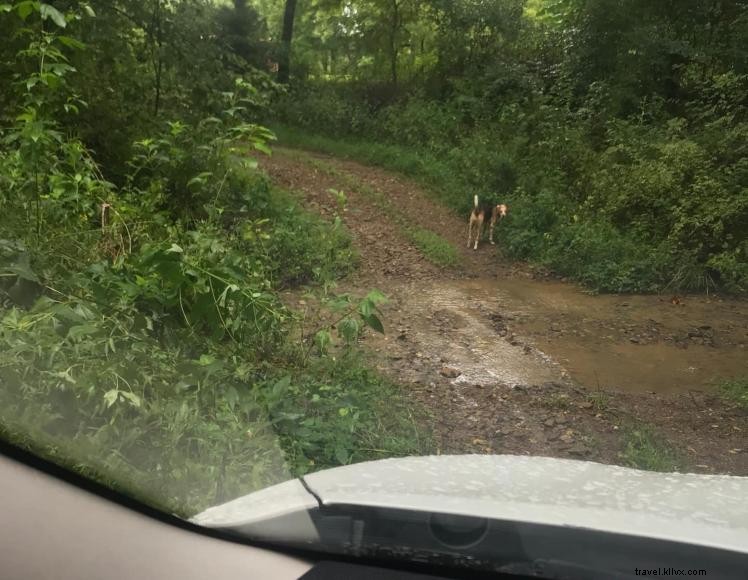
[261,148,748,475]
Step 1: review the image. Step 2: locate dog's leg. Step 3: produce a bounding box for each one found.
[468,195,479,249]
[489,212,497,245]
[474,214,484,250]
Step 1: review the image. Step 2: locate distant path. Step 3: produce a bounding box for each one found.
[260,147,748,476]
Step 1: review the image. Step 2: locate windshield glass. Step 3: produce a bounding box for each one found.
[0,0,746,533]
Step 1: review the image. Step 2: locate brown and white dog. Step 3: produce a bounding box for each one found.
[467,195,508,250]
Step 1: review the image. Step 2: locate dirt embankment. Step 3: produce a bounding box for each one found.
[261,148,748,475]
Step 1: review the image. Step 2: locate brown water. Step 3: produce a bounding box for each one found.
[458,277,748,394]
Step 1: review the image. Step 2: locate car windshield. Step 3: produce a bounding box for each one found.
[0,0,746,544]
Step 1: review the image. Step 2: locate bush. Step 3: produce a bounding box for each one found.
[273,84,374,138]
[379,99,461,151]
[265,201,356,287]
[0,10,425,516]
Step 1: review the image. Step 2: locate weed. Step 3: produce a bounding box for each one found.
[620,424,682,472]
[718,377,748,410]
[587,390,611,412]
[542,393,571,410]
[407,227,459,268]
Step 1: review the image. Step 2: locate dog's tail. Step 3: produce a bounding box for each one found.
[474,194,479,209]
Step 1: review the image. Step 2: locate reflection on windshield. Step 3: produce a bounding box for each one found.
[0,0,746,519]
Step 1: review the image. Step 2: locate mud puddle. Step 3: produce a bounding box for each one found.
[370,281,560,388]
[457,277,748,394]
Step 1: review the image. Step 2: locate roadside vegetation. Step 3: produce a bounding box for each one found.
[719,378,748,410]
[1,0,745,516]
[0,2,430,515]
[620,425,683,473]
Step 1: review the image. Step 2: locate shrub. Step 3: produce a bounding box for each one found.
[0,10,424,517]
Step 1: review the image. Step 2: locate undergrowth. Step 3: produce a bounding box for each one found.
[0,5,431,516]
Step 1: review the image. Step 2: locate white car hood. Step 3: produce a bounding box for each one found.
[193,455,748,554]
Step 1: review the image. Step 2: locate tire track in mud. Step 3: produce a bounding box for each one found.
[260,148,748,475]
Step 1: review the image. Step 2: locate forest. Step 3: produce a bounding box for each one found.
[0,1,746,514]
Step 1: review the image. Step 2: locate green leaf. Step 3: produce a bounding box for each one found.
[5,256,39,282]
[225,386,239,409]
[361,313,384,334]
[166,243,183,253]
[186,172,212,188]
[0,4,13,13]
[365,289,388,305]
[67,323,99,340]
[51,369,76,384]
[328,295,351,313]
[314,329,332,353]
[272,375,291,396]
[358,299,374,317]
[198,354,216,366]
[334,445,349,465]
[338,317,359,343]
[103,389,118,408]
[16,1,34,20]
[82,3,95,17]
[120,391,141,408]
[253,141,272,155]
[57,36,85,50]
[40,3,66,28]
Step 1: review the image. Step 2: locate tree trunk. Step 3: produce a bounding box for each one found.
[278,0,298,83]
[389,0,400,87]
[152,0,163,117]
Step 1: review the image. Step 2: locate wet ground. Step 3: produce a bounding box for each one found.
[262,147,748,475]
[457,277,748,394]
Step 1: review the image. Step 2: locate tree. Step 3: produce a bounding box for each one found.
[278,0,299,83]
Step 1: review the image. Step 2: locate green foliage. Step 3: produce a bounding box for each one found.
[263,353,430,476]
[268,0,748,295]
[265,203,356,287]
[272,84,375,137]
[407,227,458,268]
[274,103,748,293]
[719,378,748,410]
[0,294,289,514]
[0,3,429,516]
[620,424,683,473]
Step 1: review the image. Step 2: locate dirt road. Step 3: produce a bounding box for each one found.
[261,147,748,475]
